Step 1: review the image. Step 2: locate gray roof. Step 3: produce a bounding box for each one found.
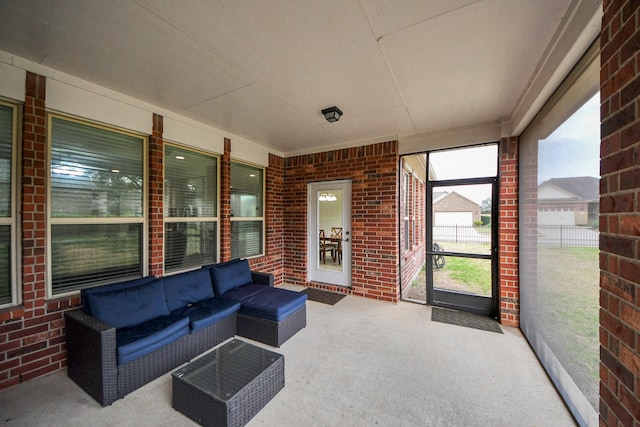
[433,191,447,201]
[540,176,599,201]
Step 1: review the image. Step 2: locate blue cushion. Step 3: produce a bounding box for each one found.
[87,281,170,329]
[81,276,156,315]
[185,298,241,332]
[209,259,253,296]
[161,269,214,312]
[116,315,189,364]
[222,284,307,322]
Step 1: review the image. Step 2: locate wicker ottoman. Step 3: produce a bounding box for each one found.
[172,339,284,427]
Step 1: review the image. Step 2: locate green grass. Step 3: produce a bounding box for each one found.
[537,246,599,406]
[445,256,492,295]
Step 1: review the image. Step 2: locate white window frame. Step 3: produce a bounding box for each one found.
[46,114,148,298]
[0,100,19,308]
[230,160,265,259]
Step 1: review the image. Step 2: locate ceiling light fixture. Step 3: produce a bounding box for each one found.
[319,192,337,202]
[321,106,343,123]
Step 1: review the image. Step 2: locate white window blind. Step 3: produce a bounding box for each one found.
[164,144,218,271]
[231,162,264,258]
[0,103,13,305]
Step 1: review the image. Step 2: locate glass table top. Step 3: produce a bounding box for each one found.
[172,339,283,402]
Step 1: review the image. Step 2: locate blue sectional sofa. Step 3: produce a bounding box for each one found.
[208,259,308,347]
[64,260,307,406]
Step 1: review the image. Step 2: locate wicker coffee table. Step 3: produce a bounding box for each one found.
[172,339,284,427]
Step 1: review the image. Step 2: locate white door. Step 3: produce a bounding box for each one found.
[308,180,351,287]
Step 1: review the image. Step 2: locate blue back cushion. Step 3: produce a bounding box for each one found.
[209,259,253,296]
[87,281,170,329]
[81,276,156,314]
[161,268,215,312]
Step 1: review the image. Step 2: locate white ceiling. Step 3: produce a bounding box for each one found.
[0,0,600,156]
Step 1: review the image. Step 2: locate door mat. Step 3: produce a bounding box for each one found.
[301,288,346,305]
[431,307,503,334]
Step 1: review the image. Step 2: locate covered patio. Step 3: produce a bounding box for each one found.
[0,289,574,426]
[0,1,639,426]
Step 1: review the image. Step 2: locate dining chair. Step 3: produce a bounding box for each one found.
[319,230,336,263]
[330,227,343,265]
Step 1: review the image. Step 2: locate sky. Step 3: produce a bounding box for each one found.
[537,93,600,183]
[429,144,497,205]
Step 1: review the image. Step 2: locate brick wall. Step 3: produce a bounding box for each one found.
[599,1,640,425]
[499,137,519,326]
[433,192,482,223]
[148,114,164,277]
[0,72,77,390]
[248,153,286,285]
[284,141,400,302]
[220,138,231,261]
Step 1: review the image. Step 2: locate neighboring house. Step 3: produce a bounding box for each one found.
[537,176,599,226]
[433,191,481,226]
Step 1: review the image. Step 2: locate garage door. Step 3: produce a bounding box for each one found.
[538,209,575,225]
[435,212,473,226]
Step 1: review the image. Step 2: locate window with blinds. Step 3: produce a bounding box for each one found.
[164,144,218,272]
[49,116,146,295]
[403,171,409,251]
[0,102,16,306]
[230,162,264,258]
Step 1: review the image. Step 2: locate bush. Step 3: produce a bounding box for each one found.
[480,215,491,226]
[474,220,483,226]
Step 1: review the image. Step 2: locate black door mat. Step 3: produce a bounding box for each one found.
[301,288,346,305]
[431,307,503,334]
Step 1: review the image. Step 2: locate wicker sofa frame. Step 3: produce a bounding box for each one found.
[65,309,236,407]
[232,271,307,348]
[236,307,306,347]
[64,269,306,406]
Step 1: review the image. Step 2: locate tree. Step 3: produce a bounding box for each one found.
[481,198,492,213]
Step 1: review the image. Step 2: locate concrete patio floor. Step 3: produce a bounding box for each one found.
[0,286,576,426]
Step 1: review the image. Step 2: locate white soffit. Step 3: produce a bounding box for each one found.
[399,121,501,155]
[0,57,25,102]
[230,137,270,167]
[163,118,225,156]
[47,79,152,135]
